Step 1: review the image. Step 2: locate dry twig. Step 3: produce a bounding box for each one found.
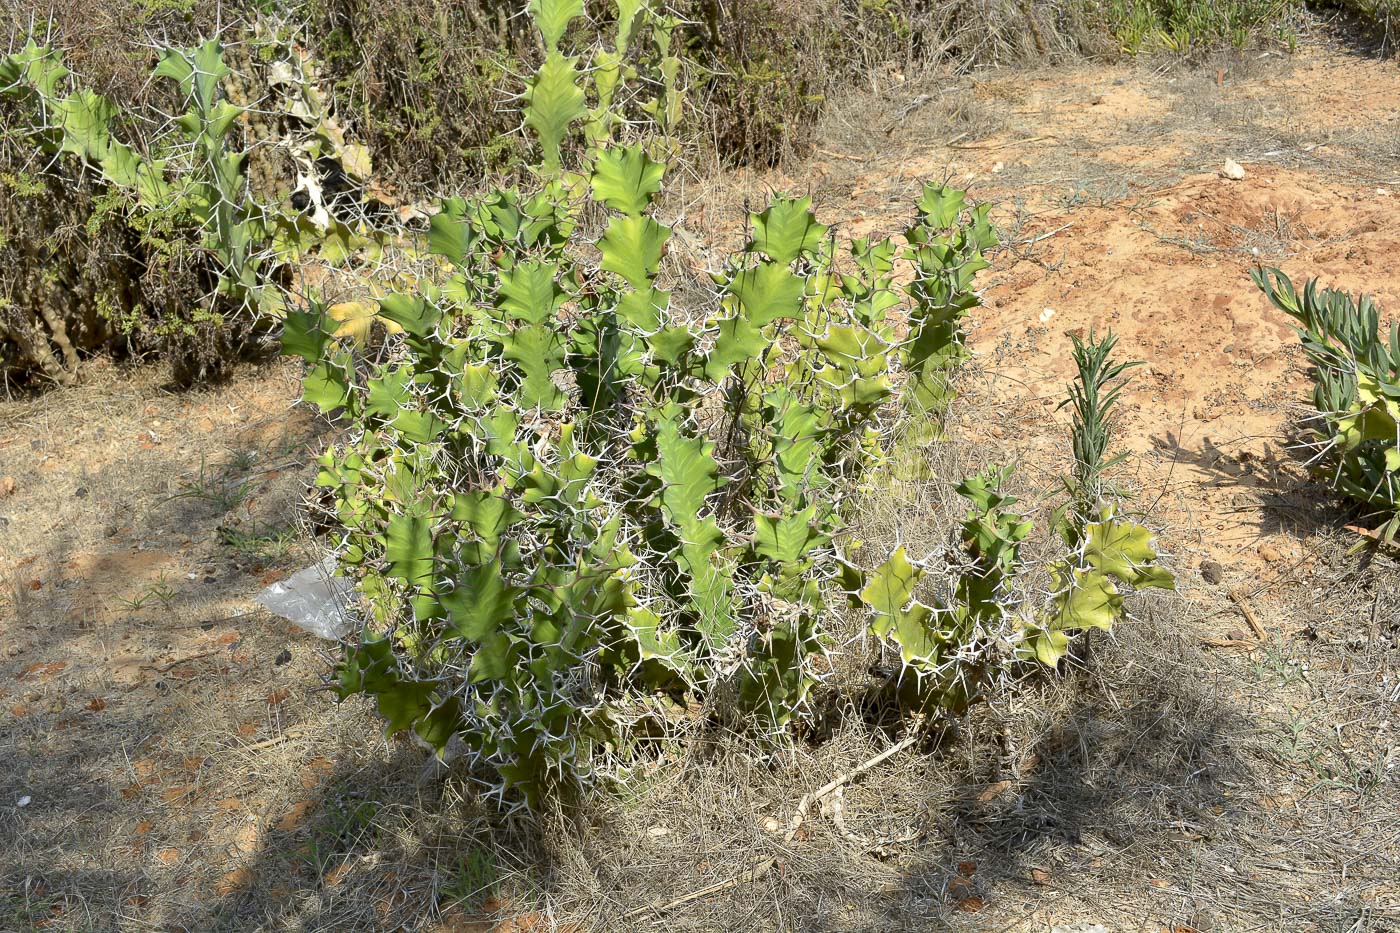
[623,858,776,919]
[949,134,1056,151]
[785,728,922,843]
[1227,589,1267,640]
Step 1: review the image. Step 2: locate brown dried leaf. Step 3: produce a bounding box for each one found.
[975,780,1013,803]
[214,867,255,896]
[298,756,336,789]
[323,860,353,887]
[277,799,316,832]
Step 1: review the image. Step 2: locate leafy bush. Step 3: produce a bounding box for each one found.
[1255,267,1400,545]
[0,159,139,385]
[1320,0,1400,44]
[296,0,1114,185]
[301,0,535,187]
[0,26,379,385]
[1103,0,1302,53]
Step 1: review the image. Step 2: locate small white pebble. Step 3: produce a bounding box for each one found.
[1039,308,1056,324]
[17,796,31,808]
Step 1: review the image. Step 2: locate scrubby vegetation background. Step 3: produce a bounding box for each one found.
[1,0,1340,389]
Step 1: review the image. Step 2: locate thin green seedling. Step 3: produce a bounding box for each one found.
[440,848,498,910]
[116,590,153,612]
[158,453,256,513]
[219,524,298,559]
[147,571,179,610]
[1060,328,1142,528]
[1250,642,1305,688]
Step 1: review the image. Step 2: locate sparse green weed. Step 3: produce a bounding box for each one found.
[159,454,256,514]
[219,525,299,560]
[440,848,499,910]
[1105,0,1301,54]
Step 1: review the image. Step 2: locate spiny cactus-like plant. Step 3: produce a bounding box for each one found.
[902,184,996,415]
[857,466,1031,713]
[1255,267,1400,546]
[284,1,1004,809]
[287,0,1171,808]
[292,143,1000,804]
[2,40,278,315]
[1020,504,1175,666]
[525,0,685,173]
[858,328,1172,678]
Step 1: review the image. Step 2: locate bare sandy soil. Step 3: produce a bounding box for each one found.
[2,38,1399,932]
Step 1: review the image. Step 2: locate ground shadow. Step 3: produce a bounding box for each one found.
[203,740,569,930]
[1150,425,1357,544]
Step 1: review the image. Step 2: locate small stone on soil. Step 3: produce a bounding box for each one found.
[1200,560,1224,584]
[1221,159,1247,180]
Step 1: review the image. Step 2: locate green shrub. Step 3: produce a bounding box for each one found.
[287,0,1172,809]
[1317,0,1400,43]
[1255,267,1400,546]
[295,0,1115,184]
[300,0,534,188]
[1101,0,1302,54]
[0,24,381,385]
[0,161,139,385]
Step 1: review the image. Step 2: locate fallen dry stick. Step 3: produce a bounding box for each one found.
[785,729,921,844]
[813,148,872,163]
[948,134,1057,151]
[1023,222,1074,244]
[149,650,223,673]
[625,731,922,919]
[238,723,314,753]
[623,858,775,919]
[881,93,934,135]
[1200,637,1261,651]
[1227,590,1267,640]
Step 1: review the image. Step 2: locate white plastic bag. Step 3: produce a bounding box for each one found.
[254,556,354,639]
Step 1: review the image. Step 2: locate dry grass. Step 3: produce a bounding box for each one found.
[4,358,1395,931]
